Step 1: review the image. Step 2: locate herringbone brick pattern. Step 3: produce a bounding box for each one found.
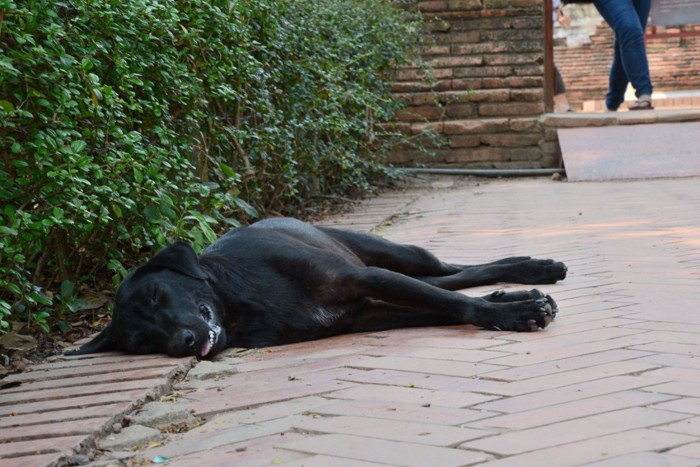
[2,176,699,466]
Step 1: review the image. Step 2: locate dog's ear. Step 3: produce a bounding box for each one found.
[142,242,208,280]
[64,322,117,355]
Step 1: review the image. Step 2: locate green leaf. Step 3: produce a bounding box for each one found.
[67,299,87,313]
[60,280,75,298]
[81,58,94,71]
[219,162,237,178]
[234,198,259,217]
[0,58,18,73]
[0,100,15,113]
[32,293,53,306]
[59,54,77,66]
[70,140,87,153]
[0,226,18,236]
[144,204,161,222]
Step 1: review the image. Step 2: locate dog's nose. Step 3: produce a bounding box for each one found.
[178,329,196,349]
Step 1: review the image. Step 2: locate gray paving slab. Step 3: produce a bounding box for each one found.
[559,121,700,181]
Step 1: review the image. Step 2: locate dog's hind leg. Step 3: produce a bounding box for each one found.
[321,228,567,289]
[321,227,461,277]
[416,258,568,290]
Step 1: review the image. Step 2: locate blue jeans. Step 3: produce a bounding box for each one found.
[594,0,653,110]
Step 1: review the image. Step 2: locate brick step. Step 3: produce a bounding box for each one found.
[582,89,700,112]
[395,89,517,106]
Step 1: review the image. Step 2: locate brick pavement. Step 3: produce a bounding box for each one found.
[2,175,700,466]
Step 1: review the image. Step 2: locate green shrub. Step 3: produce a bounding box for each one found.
[0,0,422,333]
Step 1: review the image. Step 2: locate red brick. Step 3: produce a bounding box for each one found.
[469,390,675,431]
[668,441,700,460]
[4,356,187,384]
[484,348,650,382]
[142,416,307,460]
[312,399,498,425]
[186,379,356,417]
[0,388,154,417]
[281,434,492,467]
[293,415,490,446]
[0,453,64,467]
[342,368,506,394]
[462,408,689,456]
[486,329,650,367]
[652,398,700,416]
[418,1,448,13]
[657,417,700,437]
[0,417,110,443]
[350,355,504,378]
[478,102,545,117]
[643,381,700,397]
[0,378,166,405]
[0,366,178,394]
[0,435,86,459]
[327,384,498,408]
[474,375,670,412]
[365,345,506,362]
[283,455,386,467]
[475,429,698,467]
[638,352,700,369]
[583,452,699,467]
[0,402,125,429]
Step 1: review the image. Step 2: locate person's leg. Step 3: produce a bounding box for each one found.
[606,38,628,110]
[627,0,653,108]
[594,0,653,109]
[553,64,571,112]
[554,64,566,96]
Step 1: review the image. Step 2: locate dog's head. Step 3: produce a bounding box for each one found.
[67,242,227,359]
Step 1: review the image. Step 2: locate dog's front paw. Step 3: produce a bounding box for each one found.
[488,295,556,332]
[483,288,554,305]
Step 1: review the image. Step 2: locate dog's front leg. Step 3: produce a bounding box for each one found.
[351,267,555,332]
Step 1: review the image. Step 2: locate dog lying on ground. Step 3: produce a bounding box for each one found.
[68,217,567,359]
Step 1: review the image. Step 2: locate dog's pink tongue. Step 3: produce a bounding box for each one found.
[201,341,212,357]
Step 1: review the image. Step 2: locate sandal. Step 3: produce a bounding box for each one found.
[628,95,653,111]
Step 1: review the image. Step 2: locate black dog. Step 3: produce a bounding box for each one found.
[68,218,567,359]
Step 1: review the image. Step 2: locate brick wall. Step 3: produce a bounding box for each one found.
[389,0,556,169]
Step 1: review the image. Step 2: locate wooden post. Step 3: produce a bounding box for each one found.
[544,0,554,113]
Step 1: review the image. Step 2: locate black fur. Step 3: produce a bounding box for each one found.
[67,218,567,359]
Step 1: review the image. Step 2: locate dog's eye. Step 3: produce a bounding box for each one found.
[199,304,212,321]
[151,285,160,304]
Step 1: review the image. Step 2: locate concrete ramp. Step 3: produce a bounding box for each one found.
[558,121,700,181]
